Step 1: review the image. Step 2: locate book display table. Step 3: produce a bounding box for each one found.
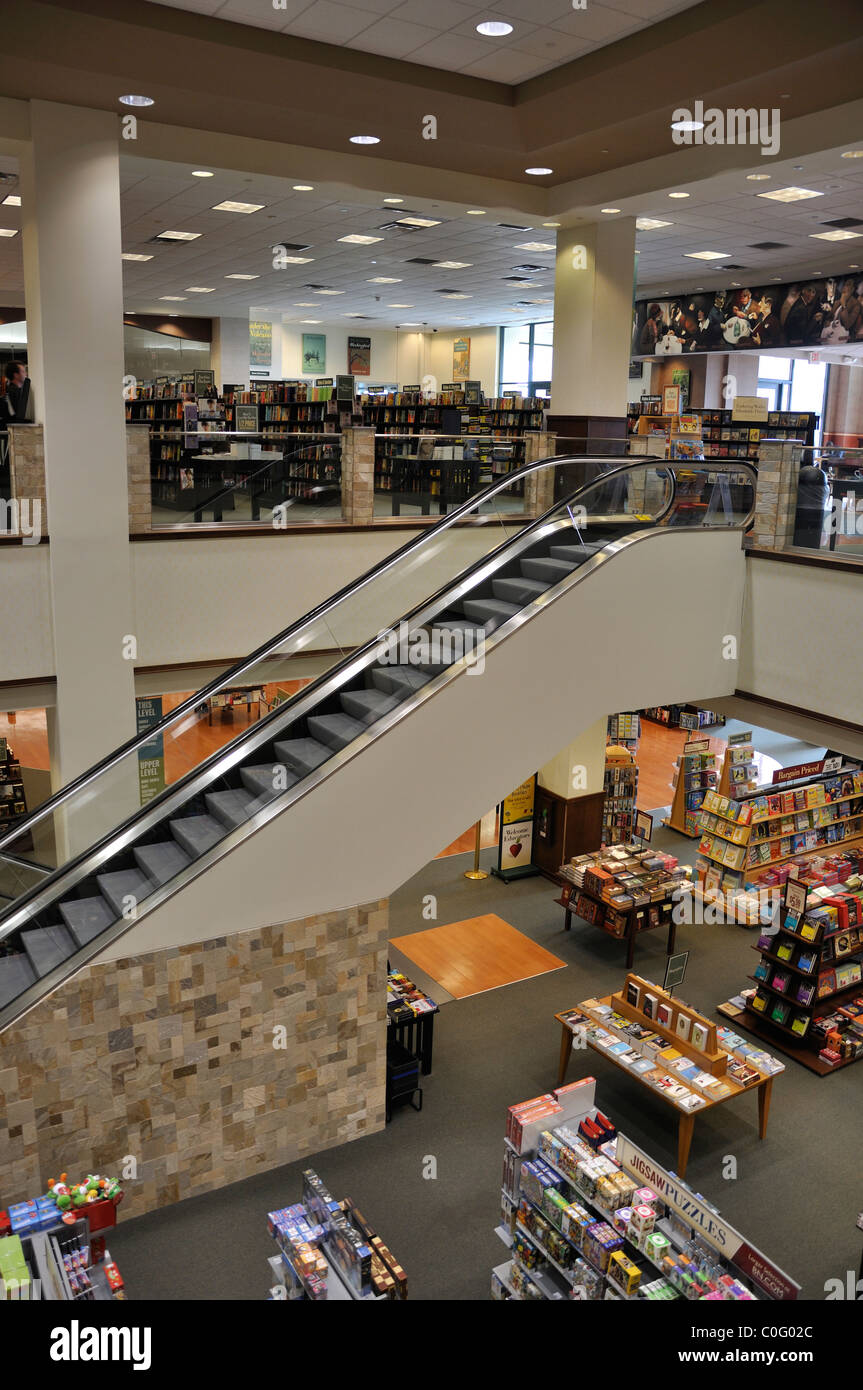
[555,973,784,1176]
[386,969,438,1076]
[557,843,688,969]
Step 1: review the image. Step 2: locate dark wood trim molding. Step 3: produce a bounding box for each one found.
[734,689,863,739]
[746,546,863,576]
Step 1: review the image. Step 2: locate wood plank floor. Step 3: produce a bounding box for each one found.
[390,913,566,999]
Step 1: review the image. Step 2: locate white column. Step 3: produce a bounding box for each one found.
[211,315,249,390]
[20,101,137,787]
[550,218,637,417]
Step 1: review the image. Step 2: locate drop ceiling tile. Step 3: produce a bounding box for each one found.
[287,0,378,42]
[550,6,640,41]
[215,0,312,24]
[511,26,597,60]
[410,31,510,69]
[348,16,441,56]
[154,0,222,13]
[388,0,477,27]
[461,49,552,81]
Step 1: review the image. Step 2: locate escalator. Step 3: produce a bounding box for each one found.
[0,456,756,1031]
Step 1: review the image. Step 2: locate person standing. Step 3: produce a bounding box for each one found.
[1,361,30,422]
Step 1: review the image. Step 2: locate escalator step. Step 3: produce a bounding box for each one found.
[548,542,605,563]
[0,953,37,1008]
[169,814,225,859]
[307,713,366,751]
[205,789,262,829]
[97,869,153,917]
[462,598,519,629]
[370,666,433,697]
[59,895,116,947]
[492,576,551,606]
[431,618,486,638]
[520,556,580,583]
[21,923,76,978]
[134,841,192,887]
[241,764,298,799]
[273,738,331,777]
[340,688,400,724]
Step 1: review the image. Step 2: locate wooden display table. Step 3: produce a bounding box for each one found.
[555,881,678,970]
[555,975,777,1176]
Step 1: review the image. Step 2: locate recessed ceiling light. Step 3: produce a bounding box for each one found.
[350,135,380,145]
[157,229,202,241]
[746,173,771,181]
[757,186,823,202]
[601,208,621,215]
[211,200,264,214]
[368,277,402,284]
[343,313,367,318]
[810,229,863,241]
[0,228,19,237]
[191,170,214,178]
[338,234,383,244]
[730,282,741,287]
[636,217,672,230]
[277,255,314,264]
[668,192,690,199]
[841,150,863,159]
[119,94,154,107]
[685,250,730,260]
[514,241,555,252]
[477,20,514,36]
[314,289,344,295]
[121,252,153,261]
[225,273,259,280]
[850,263,860,270]
[2,194,21,206]
[159,295,187,301]
[466,209,486,216]
[442,293,471,299]
[301,320,322,325]
[399,322,422,326]
[433,260,472,269]
[396,216,441,227]
[670,116,704,132]
[383,197,404,205]
[525,167,553,176]
[293,184,314,191]
[542,221,561,228]
[185,286,215,292]
[388,303,414,307]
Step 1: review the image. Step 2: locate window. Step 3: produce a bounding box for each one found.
[499,322,553,396]
[757,354,828,444]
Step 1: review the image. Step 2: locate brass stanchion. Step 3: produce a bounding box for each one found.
[464,818,488,880]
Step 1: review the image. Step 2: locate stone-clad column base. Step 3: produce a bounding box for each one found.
[341,426,375,525]
[0,899,389,1216]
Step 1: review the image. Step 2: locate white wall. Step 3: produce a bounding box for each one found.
[424,326,499,394]
[106,526,748,958]
[248,309,283,380]
[738,556,863,728]
[0,545,54,681]
[280,320,401,384]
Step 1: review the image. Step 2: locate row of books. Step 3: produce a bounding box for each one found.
[747,817,863,866]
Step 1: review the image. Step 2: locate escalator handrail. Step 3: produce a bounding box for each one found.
[0,455,752,851]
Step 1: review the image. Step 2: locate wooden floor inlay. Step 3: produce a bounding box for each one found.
[390,913,565,999]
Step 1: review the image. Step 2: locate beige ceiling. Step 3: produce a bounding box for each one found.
[150,0,706,84]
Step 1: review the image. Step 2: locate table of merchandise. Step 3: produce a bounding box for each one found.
[556,843,687,970]
[206,685,264,726]
[386,969,438,1075]
[555,997,779,1177]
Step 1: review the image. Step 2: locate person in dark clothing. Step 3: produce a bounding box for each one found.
[785,286,818,346]
[1,362,30,422]
[793,461,830,549]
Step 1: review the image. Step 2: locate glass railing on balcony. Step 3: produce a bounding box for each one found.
[784,444,863,558]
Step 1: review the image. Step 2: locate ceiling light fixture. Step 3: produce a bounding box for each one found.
[757,186,823,202]
[225,273,259,279]
[157,229,202,241]
[525,167,553,176]
[685,250,730,260]
[601,208,621,215]
[476,20,514,36]
[119,94,154,107]
[396,216,441,228]
[670,116,704,132]
[277,255,314,263]
[350,135,380,145]
[211,200,264,214]
[514,241,555,252]
[383,197,404,205]
[466,209,486,216]
[159,295,186,301]
[542,221,561,227]
[810,229,863,241]
[338,233,383,244]
[746,173,771,181]
[388,303,414,308]
[668,192,690,199]
[433,260,472,269]
[841,150,863,159]
[293,184,314,191]
[185,286,215,292]
[191,170,214,178]
[2,194,21,206]
[301,319,321,323]
[636,217,672,230]
[121,252,153,261]
[0,228,19,237]
[314,289,345,295]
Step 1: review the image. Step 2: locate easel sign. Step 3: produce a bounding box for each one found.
[663,950,689,996]
[783,878,808,932]
[492,775,539,882]
[634,810,653,845]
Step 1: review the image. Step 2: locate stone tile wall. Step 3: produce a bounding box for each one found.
[0,900,389,1215]
[341,427,375,525]
[6,423,153,535]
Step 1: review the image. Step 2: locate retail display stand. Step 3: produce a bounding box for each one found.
[266,1170,406,1301]
[722,876,863,1074]
[555,972,783,1175]
[642,705,725,730]
[665,737,717,837]
[557,843,687,969]
[606,712,641,755]
[602,744,638,846]
[494,1075,798,1301]
[0,738,29,842]
[716,730,759,800]
[387,968,438,1075]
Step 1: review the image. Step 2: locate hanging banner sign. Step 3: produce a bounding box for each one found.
[135,697,165,806]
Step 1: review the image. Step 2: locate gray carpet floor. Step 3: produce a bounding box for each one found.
[108,827,862,1301]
